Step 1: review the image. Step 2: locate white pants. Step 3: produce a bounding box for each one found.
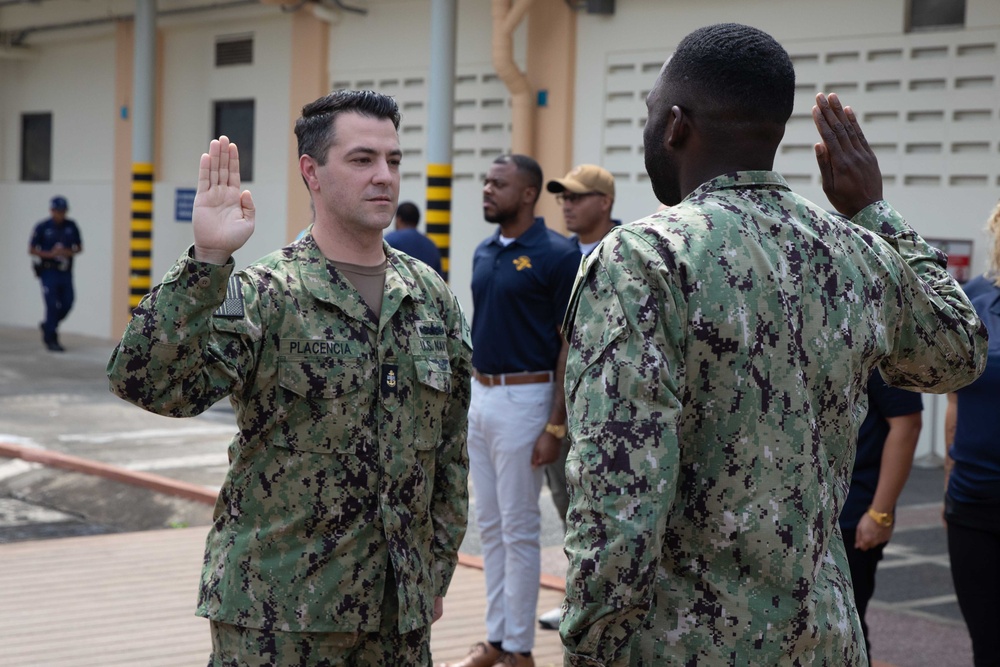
[467,378,553,653]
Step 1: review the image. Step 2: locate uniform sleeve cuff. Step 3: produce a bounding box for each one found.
[158,245,235,300]
[851,200,908,238]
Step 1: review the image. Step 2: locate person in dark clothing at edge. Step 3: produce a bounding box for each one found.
[385,200,443,276]
[944,199,1000,667]
[839,370,922,656]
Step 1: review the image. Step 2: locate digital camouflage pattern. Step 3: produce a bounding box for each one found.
[207,566,430,665]
[560,172,987,666]
[107,234,472,636]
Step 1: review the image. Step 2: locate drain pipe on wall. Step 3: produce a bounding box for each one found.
[492,0,535,156]
[127,0,156,312]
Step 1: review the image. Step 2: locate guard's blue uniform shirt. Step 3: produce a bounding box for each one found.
[384,228,443,276]
[30,217,82,272]
[840,370,923,529]
[470,217,579,374]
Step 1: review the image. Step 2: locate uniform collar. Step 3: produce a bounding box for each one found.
[382,243,427,325]
[293,236,423,328]
[685,171,791,201]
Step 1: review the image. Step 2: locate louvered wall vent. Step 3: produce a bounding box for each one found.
[215,35,253,67]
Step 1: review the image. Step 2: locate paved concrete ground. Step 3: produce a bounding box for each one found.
[0,324,978,665]
[0,526,568,667]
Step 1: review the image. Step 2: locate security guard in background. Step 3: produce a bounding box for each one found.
[29,195,82,352]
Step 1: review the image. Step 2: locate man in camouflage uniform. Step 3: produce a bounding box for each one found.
[560,24,987,666]
[107,90,472,666]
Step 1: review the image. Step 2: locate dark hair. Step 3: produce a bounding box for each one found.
[396,201,420,226]
[295,90,401,165]
[665,23,795,127]
[494,154,543,203]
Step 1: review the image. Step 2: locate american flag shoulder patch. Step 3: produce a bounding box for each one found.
[213,275,245,318]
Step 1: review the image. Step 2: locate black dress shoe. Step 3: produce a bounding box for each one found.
[46,340,65,352]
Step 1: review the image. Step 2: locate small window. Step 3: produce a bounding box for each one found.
[21,112,52,182]
[213,100,255,182]
[907,0,965,31]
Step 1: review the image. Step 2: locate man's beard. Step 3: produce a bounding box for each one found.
[484,203,515,224]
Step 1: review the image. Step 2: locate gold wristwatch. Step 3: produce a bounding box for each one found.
[866,507,894,527]
[544,423,567,439]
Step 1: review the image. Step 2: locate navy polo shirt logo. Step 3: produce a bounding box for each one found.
[513,255,532,271]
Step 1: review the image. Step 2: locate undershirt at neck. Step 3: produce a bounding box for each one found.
[331,259,387,319]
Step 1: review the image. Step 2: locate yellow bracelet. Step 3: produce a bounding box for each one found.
[544,423,567,439]
[866,507,894,527]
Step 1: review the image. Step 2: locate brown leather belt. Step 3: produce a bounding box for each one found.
[473,369,554,386]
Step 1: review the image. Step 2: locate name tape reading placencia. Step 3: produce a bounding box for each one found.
[283,340,358,356]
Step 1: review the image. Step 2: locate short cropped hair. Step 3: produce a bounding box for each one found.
[396,201,420,227]
[295,90,401,165]
[666,23,795,127]
[494,154,543,204]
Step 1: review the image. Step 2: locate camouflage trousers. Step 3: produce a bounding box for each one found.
[207,568,431,666]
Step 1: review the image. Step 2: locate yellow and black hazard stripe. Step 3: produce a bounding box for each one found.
[426,163,452,281]
[129,163,153,309]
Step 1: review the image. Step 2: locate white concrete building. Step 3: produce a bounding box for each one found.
[2,0,997,456]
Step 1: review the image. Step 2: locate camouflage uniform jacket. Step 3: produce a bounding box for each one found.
[107,236,473,634]
[561,172,987,666]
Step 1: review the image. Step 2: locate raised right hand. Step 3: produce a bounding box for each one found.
[192,136,255,265]
[812,93,883,219]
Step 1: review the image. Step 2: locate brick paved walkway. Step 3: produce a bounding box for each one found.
[0,527,566,667]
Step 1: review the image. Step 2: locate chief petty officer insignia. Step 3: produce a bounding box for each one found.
[513,255,532,271]
[382,364,398,397]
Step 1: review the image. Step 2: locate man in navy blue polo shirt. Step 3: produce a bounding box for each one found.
[29,196,83,352]
[446,154,580,667]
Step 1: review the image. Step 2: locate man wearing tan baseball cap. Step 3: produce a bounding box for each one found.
[546,164,618,256]
[537,164,620,632]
